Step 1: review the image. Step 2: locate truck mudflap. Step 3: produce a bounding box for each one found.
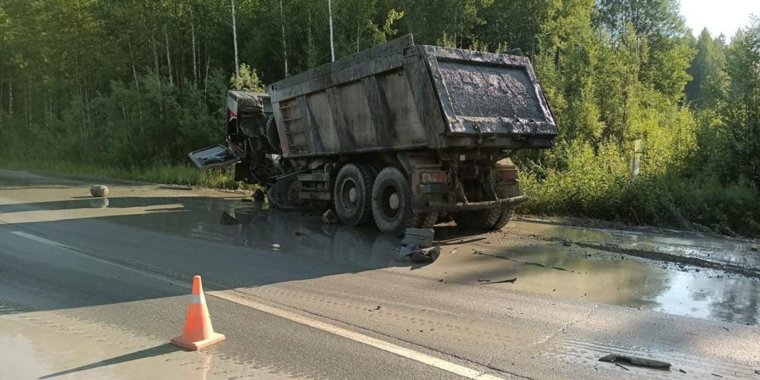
[188,144,241,169]
[428,195,528,211]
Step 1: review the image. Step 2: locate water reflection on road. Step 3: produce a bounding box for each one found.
[101,195,757,326]
[1,173,757,326]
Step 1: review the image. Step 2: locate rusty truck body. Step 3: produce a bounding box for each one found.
[190,34,558,235]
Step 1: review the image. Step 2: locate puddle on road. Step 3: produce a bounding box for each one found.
[1,173,758,326]
[433,243,760,325]
[507,219,760,268]
[102,195,758,326]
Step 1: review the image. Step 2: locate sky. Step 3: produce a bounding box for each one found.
[680,0,760,38]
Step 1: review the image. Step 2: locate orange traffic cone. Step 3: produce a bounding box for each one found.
[171,275,225,350]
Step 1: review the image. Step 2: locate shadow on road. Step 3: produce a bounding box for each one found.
[38,343,180,379]
[0,189,420,312]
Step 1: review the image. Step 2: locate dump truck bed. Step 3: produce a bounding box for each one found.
[267,34,557,159]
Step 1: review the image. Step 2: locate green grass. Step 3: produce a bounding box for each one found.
[519,170,760,238]
[0,158,239,189]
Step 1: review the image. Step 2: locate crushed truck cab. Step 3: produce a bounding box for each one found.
[191,34,557,235]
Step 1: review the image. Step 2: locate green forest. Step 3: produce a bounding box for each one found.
[1,0,759,236]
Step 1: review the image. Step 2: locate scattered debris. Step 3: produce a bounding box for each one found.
[398,244,440,263]
[614,363,630,371]
[220,211,239,225]
[437,237,485,246]
[253,188,266,202]
[158,184,193,190]
[598,354,671,370]
[402,228,434,248]
[478,278,517,285]
[89,184,109,198]
[321,209,338,225]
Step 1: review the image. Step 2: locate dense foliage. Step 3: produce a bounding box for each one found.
[0,0,758,236]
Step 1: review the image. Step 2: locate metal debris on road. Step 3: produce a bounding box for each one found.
[401,228,434,248]
[322,209,338,224]
[220,211,239,225]
[615,363,630,371]
[599,354,671,370]
[477,278,517,285]
[89,184,109,198]
[397,244,440,263]
[253,188,266,202]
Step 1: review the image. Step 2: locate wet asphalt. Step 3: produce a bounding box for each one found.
[0,169,758,379]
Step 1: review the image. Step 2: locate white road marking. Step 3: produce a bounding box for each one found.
[208,290,505,380]
[9,230,506,380]
[8,230,184,286]
[10,231,73,249]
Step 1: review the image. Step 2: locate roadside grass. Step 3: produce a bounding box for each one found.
[0,159,239,189]
[519,170,760,239]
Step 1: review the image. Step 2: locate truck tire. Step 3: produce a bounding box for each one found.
[372,167,412,236]
[454,183,518,231]
[483,205,513,230]
[453,210,491,230]
[267,175,303,210]
[409,212,439,228]
[265,115,282,154]
[334,163,375,226]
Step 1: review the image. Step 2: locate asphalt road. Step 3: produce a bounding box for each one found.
[0,170,758,379]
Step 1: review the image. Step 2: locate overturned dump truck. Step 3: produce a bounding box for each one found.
[190,34,557,235]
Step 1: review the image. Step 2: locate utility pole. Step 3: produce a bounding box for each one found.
[280,0,289,76]
[231,0,240,79]
[328,0,335,62]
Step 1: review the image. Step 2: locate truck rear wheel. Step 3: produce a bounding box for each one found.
[372,167,412,235]
[454,208,511,231]
[334,163,375,226]
[454,182,518,231]
[409,212,439,228]
[486,206,513,230]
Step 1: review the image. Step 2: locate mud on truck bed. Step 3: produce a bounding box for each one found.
[190,34,558,235]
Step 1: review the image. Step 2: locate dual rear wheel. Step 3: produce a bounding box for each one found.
[333,165,435,235]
